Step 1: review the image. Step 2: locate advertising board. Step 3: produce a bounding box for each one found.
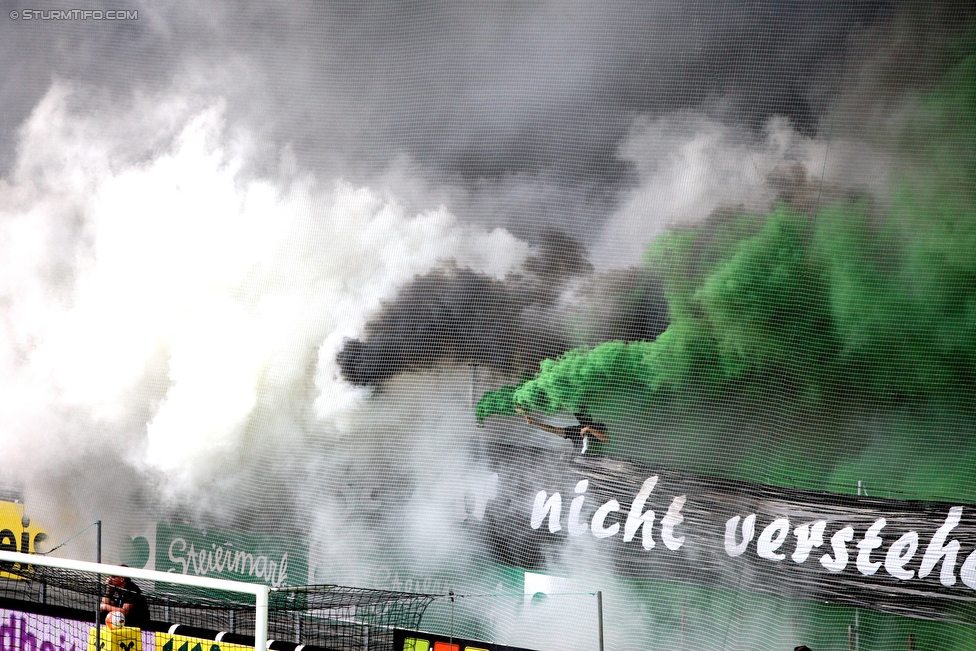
[0,609,252,651]
[0,609,153,651]
[124,523,308,589]
[0,501,48,581]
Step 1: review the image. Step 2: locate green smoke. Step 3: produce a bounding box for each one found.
[478,31,976,502]
[470,26,976,651]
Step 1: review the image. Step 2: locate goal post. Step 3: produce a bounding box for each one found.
[0,549,269,651]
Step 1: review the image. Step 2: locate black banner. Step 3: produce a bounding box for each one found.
[480,448,976,624]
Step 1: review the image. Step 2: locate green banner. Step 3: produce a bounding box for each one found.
[152,523,308,589]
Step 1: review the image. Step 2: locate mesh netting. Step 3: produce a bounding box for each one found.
[3,3,976,650]
[0,563,434,651]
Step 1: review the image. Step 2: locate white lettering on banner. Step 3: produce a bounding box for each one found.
[919,506,962,586]
[724,514,756,557]
[959,548,976,590]
[623,476,658,550]
[792,521,826,564]
[757,518,791,561]
[167,537,289,587]
[380,570,453,595]
[856,519,887,576]
[568,480,590,537]
[167,537,188,574]
[230,550,253,574]
[531,491,562,533]
[591,500,621,539]
[660,495,687,550]
[820,526,855,572]
[523,476,976,595]
[885,531,920,580]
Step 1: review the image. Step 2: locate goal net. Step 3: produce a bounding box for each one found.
[0,551,434,651]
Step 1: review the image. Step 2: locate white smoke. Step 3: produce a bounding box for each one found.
[0,85,895,651]
[593,113,891,270]
[0,84,528,541]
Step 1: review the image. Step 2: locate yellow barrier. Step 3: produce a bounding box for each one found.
[88,626,142,651]
[86,628,255,651]
[0,501,48,580]
[155,631,253,651]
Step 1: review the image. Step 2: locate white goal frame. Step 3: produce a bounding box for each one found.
[0,550,269,651]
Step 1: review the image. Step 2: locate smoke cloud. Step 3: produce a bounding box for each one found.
[0,85,526,549]
[479,25,976,502]
[1,1,902,240]
[336,230,669,387]
[1,2,975,650]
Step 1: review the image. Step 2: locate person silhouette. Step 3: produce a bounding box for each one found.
[100,572,150,628]
[518,406,608,453]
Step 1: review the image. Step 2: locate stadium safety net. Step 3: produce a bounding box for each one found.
[0,556,434,651]
[2,2,976,651]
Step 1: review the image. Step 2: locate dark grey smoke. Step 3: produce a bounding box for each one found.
[336,266,566,385]
[338,231,669,385]
[337,231,582,385]
[570,268,670,347]
[0,0,902,239]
